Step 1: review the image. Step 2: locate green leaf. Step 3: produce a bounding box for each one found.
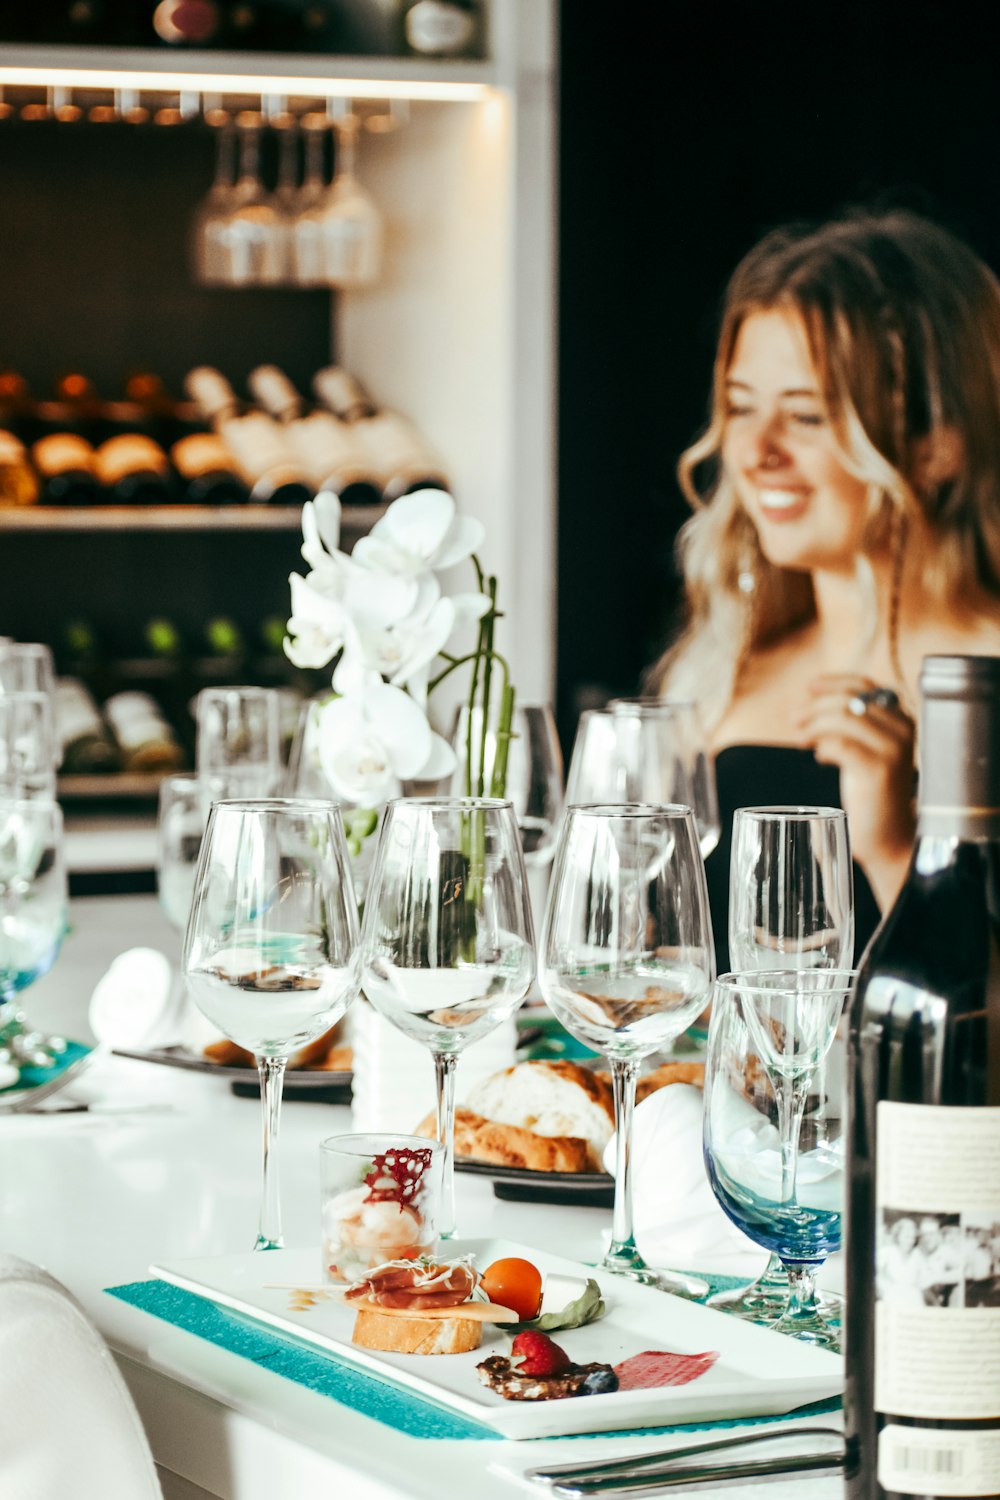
[515,1278,606,1333]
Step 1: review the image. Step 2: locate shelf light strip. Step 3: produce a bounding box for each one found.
[0,66,493,104]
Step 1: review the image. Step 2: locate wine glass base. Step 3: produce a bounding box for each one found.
[708,1282,786,1321]
[254,1234,285,1252]
[770,1314,841,1353]
[600,1246,657,1283]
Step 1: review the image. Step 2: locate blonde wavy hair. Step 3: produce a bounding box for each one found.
[649,209,1000,727]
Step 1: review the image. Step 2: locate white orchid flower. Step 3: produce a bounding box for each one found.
[316,675,456,804]
[352,489,485,578]
[284,571,350,669]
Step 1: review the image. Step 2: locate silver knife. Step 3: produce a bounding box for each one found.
[527,1424,845,1489]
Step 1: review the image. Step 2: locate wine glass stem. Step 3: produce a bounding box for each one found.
[434,1050,459,1240]
[607,1055,643,1267]
[255,1056,287,1252]
[784,1262,820,1319]
[777,1081,809,1203]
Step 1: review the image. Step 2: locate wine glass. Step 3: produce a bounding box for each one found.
[0,692,58,798]
[359,797,535,1238]
[297,113,381,290]
[729,806,854,972]
[290,116,332,286]
[0,798,69,1080]
[703,970,854,1350]
[216,115,287,287]
[712,805,853,1321]
[190,118,239,285]
[0,643,56,698]
[195,685,282,806]
[567,704,720,858]
[285,693,382,903]
[539,803,715,1284]
[183,798,362,1250]
[450,701,564,868]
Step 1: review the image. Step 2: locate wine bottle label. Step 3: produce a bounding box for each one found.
[285,411,372,490]
[103,691,178,750]
[94,435,169,486]
[875,1101,1000,1436]
[53,678,105,748]
[32,433,96,477]
[219,413,301,484]
[878,1426,1000,1498]
[351,411,447,492]
[171,433,235,480]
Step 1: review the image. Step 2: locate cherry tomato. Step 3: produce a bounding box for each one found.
[480,1256,543,1320]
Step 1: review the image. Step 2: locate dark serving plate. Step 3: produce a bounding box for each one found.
[111,1045,352,1104]
[454,1157,615,1207]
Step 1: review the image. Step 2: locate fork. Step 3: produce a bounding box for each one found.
[0,1052,95,1114]
[526,1423,845,1494]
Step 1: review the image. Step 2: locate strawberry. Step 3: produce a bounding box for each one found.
[510,1329,571,1377]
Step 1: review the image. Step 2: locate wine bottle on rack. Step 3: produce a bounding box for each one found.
[170,433,249,505]
[0,371,41,443]
[402,0,480,57]
[125,371,205,449]
[247,365,382,508]
[198,615,247,685]
[103,690,185,774]
[31,434,101,506]
[312,366,449,502]
[185,367,313,507]
[53,678,120,774]
[50,372,113,443]
[845,654,1000,1500]
[93,433,173,505]
[0,431,40,507]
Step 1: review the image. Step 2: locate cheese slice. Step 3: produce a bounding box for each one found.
[349,1299,519,1322]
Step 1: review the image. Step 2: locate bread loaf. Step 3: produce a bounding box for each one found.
[352,1306,482,1355]
[416,1106,595,1173]
[464,1060,616,1169]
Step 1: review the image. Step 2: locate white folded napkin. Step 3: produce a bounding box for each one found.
[603,1083,769,1278]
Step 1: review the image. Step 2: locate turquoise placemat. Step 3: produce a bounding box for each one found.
[0,1038,91,1097]
[106,1276,841,1443]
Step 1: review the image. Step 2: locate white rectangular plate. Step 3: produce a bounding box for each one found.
[150,1237,842,1440]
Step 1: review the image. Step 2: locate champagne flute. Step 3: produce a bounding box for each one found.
[0,692,58,799]
[539,803,714,1284]
[712,804,853,1321]
[183,798,361,1250]
[704,970,854,1350]
[359,797,535,1238]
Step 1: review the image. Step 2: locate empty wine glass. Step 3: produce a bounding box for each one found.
[450,702,564,868]
[359,797,535,1238]
[297,112,381,289]
[216,115,287,287]
[566,704,720,858]
[729,806,854,972]
[196,685,282,806]
[290,116,332,286]
[0,692,58,798]
[539,803,715,1285]
[285,693,382,903]
[704,970,854,1350]
[0,642,56,698]
[191,118,239,285]
[0,798,69,1079]
[183,798,362,1250]
[157,774,206,936]
[712,805,853,1322]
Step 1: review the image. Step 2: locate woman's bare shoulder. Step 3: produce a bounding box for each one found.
[903,602,1000,663]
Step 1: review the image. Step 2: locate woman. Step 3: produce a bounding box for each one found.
[651,210,1000,966]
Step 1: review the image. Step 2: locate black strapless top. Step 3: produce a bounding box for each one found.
[705,744,882,975]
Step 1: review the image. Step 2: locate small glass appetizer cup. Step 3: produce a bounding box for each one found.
[320,1132,444,1284]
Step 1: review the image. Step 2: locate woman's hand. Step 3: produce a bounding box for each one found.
[794,674,917,911]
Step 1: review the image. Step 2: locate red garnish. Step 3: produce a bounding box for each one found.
[363,1147,433,1208]
[613,1349,719,1391]
[511,1329,572,1377]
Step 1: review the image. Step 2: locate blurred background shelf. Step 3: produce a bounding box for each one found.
[0,503,386,532]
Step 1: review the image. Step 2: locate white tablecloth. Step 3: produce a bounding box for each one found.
[3,894,845,1500]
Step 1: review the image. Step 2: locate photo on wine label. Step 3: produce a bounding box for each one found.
[961,1214,1000,1308]
[877,1209,962,1308]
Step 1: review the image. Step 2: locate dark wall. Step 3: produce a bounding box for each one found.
[556,0,1000,746]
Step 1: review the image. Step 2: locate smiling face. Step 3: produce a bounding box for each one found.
[721,307,873,575]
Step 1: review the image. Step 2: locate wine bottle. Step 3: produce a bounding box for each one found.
[185,367,313,507]
[93,433,173,505]
[125,371,204,449]
[0,430,40,507]
[53,677,120,774]
[845,654,1000,1500]
[51,372,111,443]
[247,365,382,507]
[170,433,249,505]
[0,371,40,443]
[31,434,101,506]
[103,690,185,774]
[312,366,449,502]
[402,0,480,58]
